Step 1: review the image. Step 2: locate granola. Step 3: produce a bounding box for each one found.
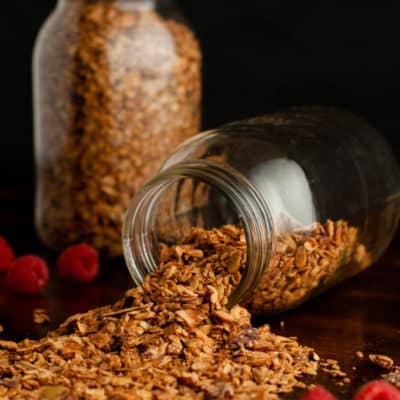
[0,226,319,399]
[320,358,350,386]
[34,0,201,257]
[383,366,400,388]
[248,219,371,314]
[33,309,50,325]
[369,354,395,370]
[355,351,364,359]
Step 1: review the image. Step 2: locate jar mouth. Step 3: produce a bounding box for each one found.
[122,159,275,307]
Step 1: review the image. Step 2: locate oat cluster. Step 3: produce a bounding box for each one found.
[319,359,350,386]
[364,352,400,388]
[248,219,371,314]
[0,226,319,399]
[367,353,400,388]
[35,0,201,257]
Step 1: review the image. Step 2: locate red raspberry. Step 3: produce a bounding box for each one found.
[0,236,15,272]
[6,255,49,294]
[354,380,400,400]
[57,244,99,283]
[300,386,337,400]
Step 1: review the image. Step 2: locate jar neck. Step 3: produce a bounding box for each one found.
[123,160,275,307]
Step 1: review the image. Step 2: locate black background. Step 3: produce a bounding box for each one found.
[1,1,400,184]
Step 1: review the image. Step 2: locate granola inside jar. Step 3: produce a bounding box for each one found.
[123,106,400,314]
[33,0,201,257]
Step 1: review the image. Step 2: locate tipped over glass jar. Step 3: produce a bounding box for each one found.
[123,106,400,315]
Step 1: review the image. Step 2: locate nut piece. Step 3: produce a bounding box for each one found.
[355,351,364,359]
[369,354,394,370]
[33,308,50,325]
[176,309,205,329]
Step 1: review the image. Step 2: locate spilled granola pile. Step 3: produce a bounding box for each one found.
[0,225,319,399]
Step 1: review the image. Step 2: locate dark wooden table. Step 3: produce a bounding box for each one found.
[1,184,400,399]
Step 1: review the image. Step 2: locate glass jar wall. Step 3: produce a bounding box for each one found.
[33,0,202,257]
[123,106,400,314]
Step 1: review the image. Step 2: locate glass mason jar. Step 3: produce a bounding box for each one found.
[123,106,400,315]
[33,0,201,257]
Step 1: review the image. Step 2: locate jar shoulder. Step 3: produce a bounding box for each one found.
[34,3,200,67]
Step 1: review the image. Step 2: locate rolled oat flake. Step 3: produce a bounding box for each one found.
[123,106,400,315]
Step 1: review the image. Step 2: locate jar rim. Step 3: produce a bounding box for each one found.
[122,159,275,306]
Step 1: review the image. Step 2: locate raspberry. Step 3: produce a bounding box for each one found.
[57,244,99,283]
[354,380,400,400]
[0,236,15,272]
[6,255,49,294]
[300,386,337,400]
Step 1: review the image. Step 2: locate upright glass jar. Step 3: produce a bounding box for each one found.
[33,0,201,257]
[123,106,400,315]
